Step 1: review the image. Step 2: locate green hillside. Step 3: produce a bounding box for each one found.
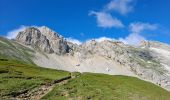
[0,59,70,99]
[1,59,169,100]
[0,37,35,64]
[42,73,170,100]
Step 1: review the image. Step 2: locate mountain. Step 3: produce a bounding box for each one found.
[16,26,69,54]
[1,26,170,92]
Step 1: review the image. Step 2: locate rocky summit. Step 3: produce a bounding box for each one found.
[8,26,170,91]
[16,26,69,54]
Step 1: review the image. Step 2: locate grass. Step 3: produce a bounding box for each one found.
[0,37,35,64]
[42,73,170,100]
[0,59,70,98]
[0,59,170,100]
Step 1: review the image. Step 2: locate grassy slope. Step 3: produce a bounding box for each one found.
[0,37,71,99]
[43,73,170,100]
[0,37,35,64]
[0,59,70,98]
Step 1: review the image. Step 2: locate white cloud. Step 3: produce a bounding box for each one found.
[89,11,124,28]
[85,37,116,43]
[129,22,157,33]
[105,0,134,15]
[6,25,27,39]
[81,22,157,46]
[94,37,115,42]
[119,33,145,45]
[119,22,158,45]
[66,37,82,45]
[89,0,136,28]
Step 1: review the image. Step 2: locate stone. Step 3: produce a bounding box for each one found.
[16,26,70,54]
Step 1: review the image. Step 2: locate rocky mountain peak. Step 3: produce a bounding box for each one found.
[140,40,151,48]
[16,26,70,54]
[38,26,63,40]
[140,40,170,51]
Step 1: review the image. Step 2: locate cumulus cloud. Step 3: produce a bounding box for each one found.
[129,22,157,33]
[94,37,115,42]
[6,25,27,39]
[66,37,82,45]
[85,37,116,43]
[89,0,136,28]
[105,0,134,15]
[119,22,158,45]
[119,33,145,45]
[89,11,124,28]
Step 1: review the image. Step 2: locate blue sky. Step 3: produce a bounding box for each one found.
[0,0,170,45]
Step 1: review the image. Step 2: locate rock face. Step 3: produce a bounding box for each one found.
[16,26,69,54]
[39,26,69,54]
[76,40,170,91]
[16,27,53,53]
[15,26,170,91]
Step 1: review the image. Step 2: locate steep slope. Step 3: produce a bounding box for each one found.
[140,41,170,89]
[141,41,170,72]
[16,26,69,54]
[75,40,170,91]
[0,37,35,64]
[3,26,170,91]
[33,52,135,76]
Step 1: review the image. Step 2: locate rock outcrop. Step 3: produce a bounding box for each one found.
[16,26,70,54]
[16,27,53,53]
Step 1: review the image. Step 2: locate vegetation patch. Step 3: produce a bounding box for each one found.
[42,73,170,100]
[0,59,70,99]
